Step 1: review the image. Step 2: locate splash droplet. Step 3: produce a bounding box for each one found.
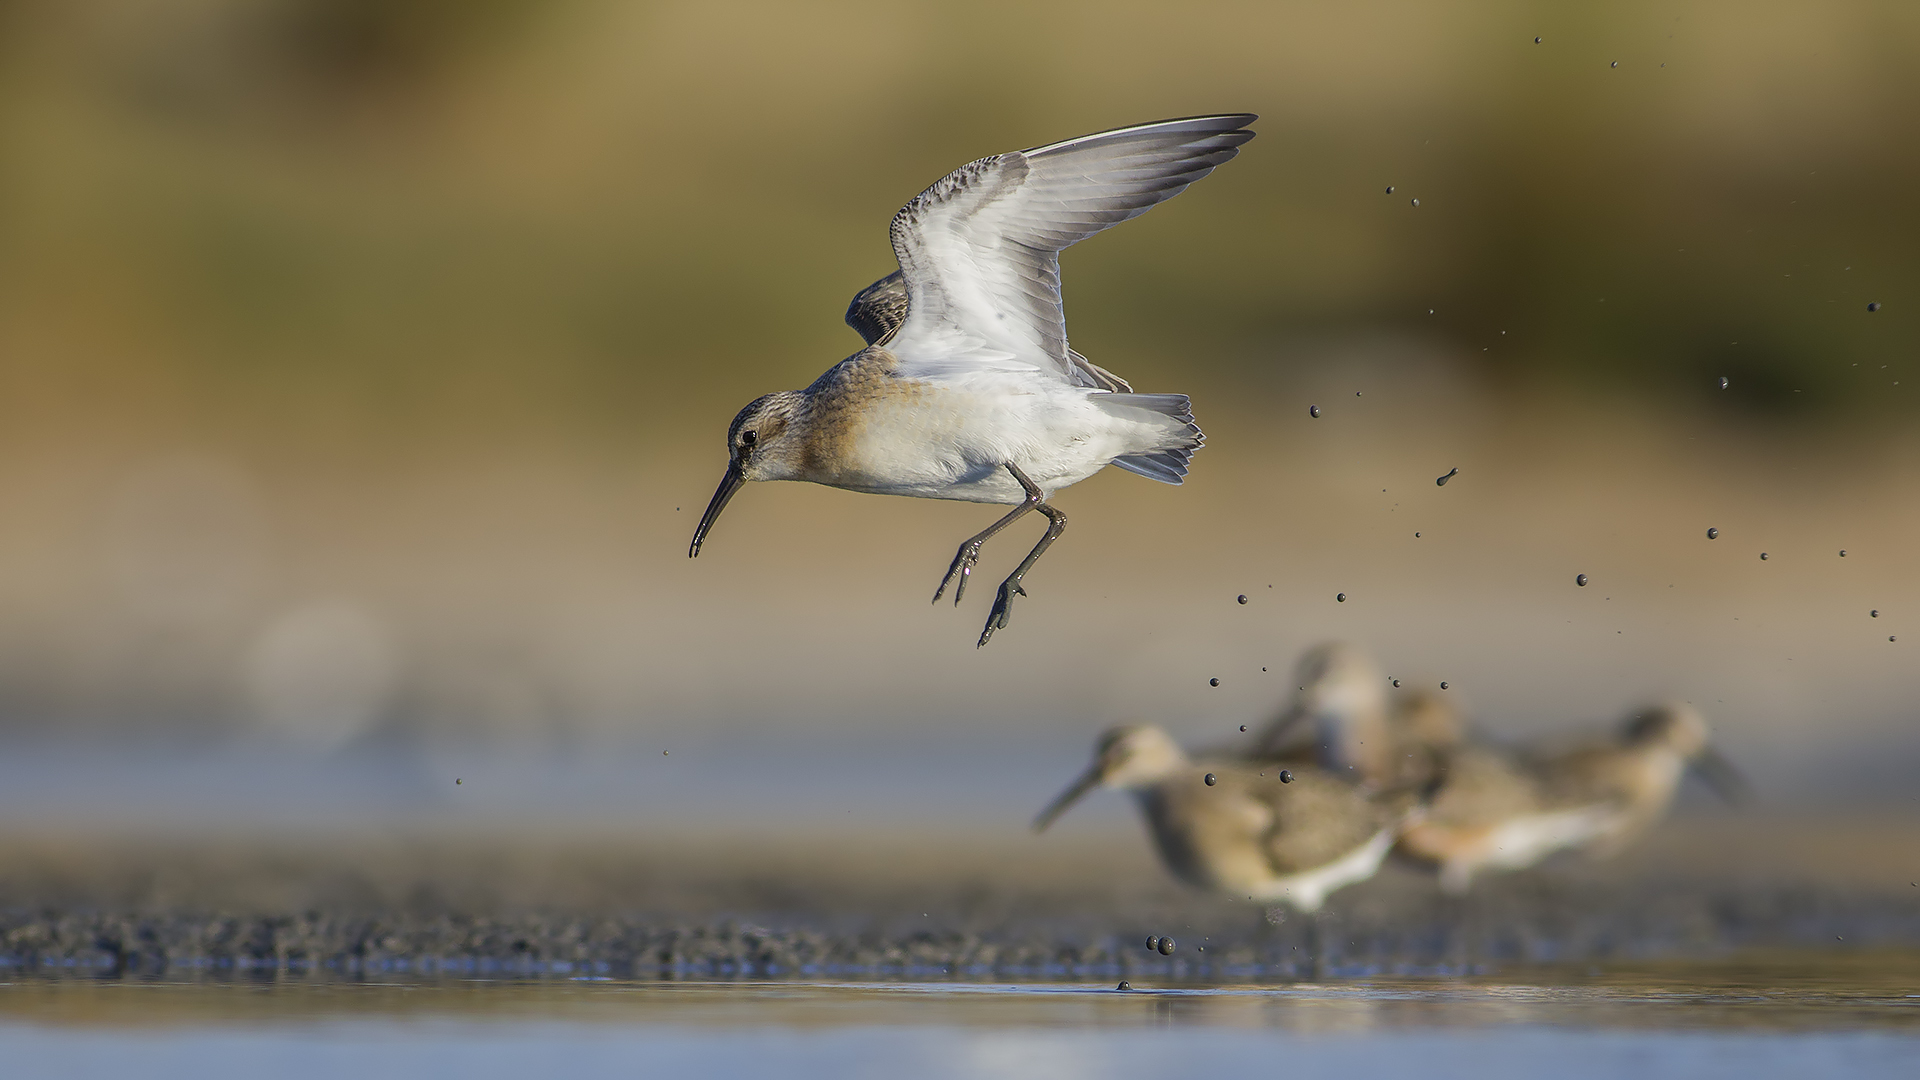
[1385,186,1395,194]
[1278,770,1294,784]
[1707,527,1719,539]
[1871,610,1879,617]
[1158,937,1176,955]
[1240,725,1247,733]
[1209,678,1220,687]
[1576,574,1589,587]
[1414,531,1421,537]
[1760,552,1769,561]
[1237,594,1248,605]
[1336,593,1347,603]
[1440,681,1450,690]
[1410,198,1420,207]
[1534,36,1542,43]
[1146,936,1159,951]
[1719,376,1730,389]
[1868,302,1881,312]
[1839,550,1847,557]
[1437,467,1459,486]
[1116,980,1131,991]
[455,778,462,785]
[1391,678,1401,688]
[1204,773,1218,786]
[1309,404,1321,418]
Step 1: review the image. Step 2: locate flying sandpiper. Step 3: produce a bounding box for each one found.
[688,115,1256,645]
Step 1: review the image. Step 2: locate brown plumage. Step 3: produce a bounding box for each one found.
[1033,725,1420,912]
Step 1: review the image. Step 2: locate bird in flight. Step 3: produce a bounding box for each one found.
[688,115,1256,646]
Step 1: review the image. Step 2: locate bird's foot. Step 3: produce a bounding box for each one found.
[933,541,983,605]
[976,581,1027,648]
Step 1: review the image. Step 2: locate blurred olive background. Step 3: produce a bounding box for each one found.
[0,0,1915,846]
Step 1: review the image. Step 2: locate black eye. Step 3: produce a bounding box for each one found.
[740,431,757,449]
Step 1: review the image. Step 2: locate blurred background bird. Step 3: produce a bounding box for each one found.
[1034,724,1423,911]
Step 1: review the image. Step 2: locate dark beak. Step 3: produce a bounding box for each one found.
[689,462,745,558]
[1690,746,1752,806]
[1032,766,1102,833]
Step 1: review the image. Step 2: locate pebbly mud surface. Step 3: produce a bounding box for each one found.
[2,816,1916,981]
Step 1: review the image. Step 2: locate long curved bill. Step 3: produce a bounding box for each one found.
[1032,766,1101,833]
[689,463,744,558]
[1690,746,1752,806]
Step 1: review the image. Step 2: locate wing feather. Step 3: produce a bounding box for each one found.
[882,115,1256,383]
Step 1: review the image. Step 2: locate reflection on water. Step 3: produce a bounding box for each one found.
[1,954,1915,1078]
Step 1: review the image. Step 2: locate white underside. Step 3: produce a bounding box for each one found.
[828,365,1186,505]
[1438,805,1622,895]
[1244,826,1398,913]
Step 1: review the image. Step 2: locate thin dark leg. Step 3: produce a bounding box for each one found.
[977,468,1066,648]
[932,465,1043,605]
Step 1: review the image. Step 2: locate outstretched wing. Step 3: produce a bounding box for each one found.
[847,270,1134,391]
[882,115,1255,383]
[845,271,910,346]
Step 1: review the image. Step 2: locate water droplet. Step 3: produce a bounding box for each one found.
[1610,60,1619,67]
[1707,527,1719,539]
[1437,467,1459,486]
[1205,773,1218,786]
[1278,770,1294,784]
[1576,574,1589,586]
[1868,302,1881,312]
[1719,376,1729,389]
[1240,725,1248,732]
[662,750,669,756]
[1159,937,1176,955]
[1385,186,1395,194]
[1439,681,1450,690]
[455,778,462,785]
[1355,391,1363,397]
[1392,678,1401,688]
[1116,980,1131,990]
[1892,636,1898,642]
[1414,531,1421,537]
[1237,594,1248,605]
[1534,36,1542,43]
[1146,936,1159,951]
[1410,198,1420,207]
[1839,550,1847,557]
[1209,677,1220,687]
[1336,593,1347,603]
[1760,552,1769,560]
[1309,404,1321,418]
[1871,610,1879,617]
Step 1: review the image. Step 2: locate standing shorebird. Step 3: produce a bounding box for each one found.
[687,116,1256,646]
[1032,725,1419,912]
[1395,702,1749,893]
[1249,641,1463,791]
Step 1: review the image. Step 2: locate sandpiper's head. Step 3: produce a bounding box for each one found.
[1259,642,1388,767]
[1622,702,1710,756]
[1032,725,1187,832]
[1623,703,1749,805]
[689,391,804,558]
[1292,641,1388,721]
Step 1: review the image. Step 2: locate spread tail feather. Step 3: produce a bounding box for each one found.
[1100,393,1203,485]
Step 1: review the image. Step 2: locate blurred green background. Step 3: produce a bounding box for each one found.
[0,1,1914,841]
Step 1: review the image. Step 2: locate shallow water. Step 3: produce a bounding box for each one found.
[4,953,1915,1079]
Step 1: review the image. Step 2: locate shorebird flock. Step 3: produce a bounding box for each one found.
[1035,640,1748,911]
[687,116,1749,915]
